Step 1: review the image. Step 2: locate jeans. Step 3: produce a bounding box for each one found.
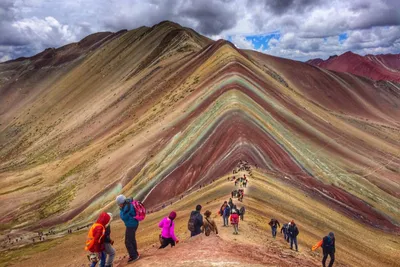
[290,236,298,251]
[104,243,115,266]
[159,237,175,248]
[322,251,335,267]
[233,224,239,234]
[90,251,106,267]
[272,226,277,238]
[125,226,138,259]
[223,216,229,226]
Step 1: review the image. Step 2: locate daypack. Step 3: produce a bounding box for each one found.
[131,200,146,221]
[204,218,212,236]
[85,223,105,252]
[188,213,197,232]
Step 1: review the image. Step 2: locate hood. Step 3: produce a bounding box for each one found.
[191,210,199,216]
[96,212,111,226]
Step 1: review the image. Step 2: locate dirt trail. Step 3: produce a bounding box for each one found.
[110,170,341,267]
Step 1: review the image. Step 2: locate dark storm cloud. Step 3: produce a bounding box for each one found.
[249,0,320,15]
[0,0,400,62]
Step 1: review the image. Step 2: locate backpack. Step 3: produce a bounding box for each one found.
[204,218,212,236]
[131,200,146,221]
[85,223,105,252]
[188,213,197,232]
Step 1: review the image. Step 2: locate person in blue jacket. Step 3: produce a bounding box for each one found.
[116,195,139,263]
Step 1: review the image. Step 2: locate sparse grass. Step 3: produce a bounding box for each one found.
[38,185,76,219]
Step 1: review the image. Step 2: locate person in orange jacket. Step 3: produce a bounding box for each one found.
[85,212,111,267]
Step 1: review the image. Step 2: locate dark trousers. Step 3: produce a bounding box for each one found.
[322,251,335,267]
[272,226,277,237]
[159,237,175,249]
[290,236,298,250]
[125,226,138,259]
[240,214,244,221]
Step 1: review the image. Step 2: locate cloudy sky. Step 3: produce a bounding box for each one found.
[1,0,399,62]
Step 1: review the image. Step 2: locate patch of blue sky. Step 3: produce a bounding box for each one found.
[245,32,281,50]
[338,33,348,44]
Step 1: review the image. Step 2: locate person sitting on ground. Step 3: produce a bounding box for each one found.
[230,209,240,235]
[188,205,204,237]
[239,206,245,221]
[288,220,299,251]
[202,210,218,236]
[281,223,289,243]
[322,232,335,267]
[159,211,179,248]
[223,203,231,227]
[268,218,280,239]
[103,213,115,267]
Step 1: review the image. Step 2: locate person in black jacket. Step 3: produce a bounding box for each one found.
[103,212,115,267]
[189,205,204,237]
[288,220,299,251]
[322,232,335,267]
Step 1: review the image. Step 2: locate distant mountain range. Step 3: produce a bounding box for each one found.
[307,51,400,82]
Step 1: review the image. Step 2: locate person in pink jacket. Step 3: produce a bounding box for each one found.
[159,211,179,249]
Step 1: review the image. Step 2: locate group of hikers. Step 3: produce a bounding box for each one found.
[268,219,336,267]
[84,160,336,267]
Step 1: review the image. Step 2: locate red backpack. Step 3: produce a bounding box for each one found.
[131,200,146,221]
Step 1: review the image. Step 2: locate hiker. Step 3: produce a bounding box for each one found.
[222,202,231,226]
[103,213,115,267]
[85,212,111,267]
[281,223,289,242]
[268,218,280,238]
[239,206,245,221]
[202,210,218,236]
[116,195,140,263]
[188,205,203,237]
[322,232,335,267]
[230,209,240,235]
[228,198,233,209]
[159,211,179,248]
[288,220,299,251]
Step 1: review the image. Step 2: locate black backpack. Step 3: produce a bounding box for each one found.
[188,213,196,232]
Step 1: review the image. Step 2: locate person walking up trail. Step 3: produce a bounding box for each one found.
[322,232,335,267]
[223,204,231,227]
[230,209,240,235]
[202,210,218,236]
[159,211,179,248]
[188,205,204,237]
[268,218,280,238]
[116,195,140,263]
[239,206,245,221]
[280,223,289,243]
[288,220,299,251]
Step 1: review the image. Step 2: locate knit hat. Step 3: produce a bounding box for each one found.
[169,211,177,220]
[329,232,334,237]
[116,194,126,205]
[196,204,202,211]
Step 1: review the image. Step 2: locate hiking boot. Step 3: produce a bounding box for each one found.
[127,255,140,263]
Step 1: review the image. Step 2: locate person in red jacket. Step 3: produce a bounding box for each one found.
[230,209,240,235]
[86,212,111,267]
